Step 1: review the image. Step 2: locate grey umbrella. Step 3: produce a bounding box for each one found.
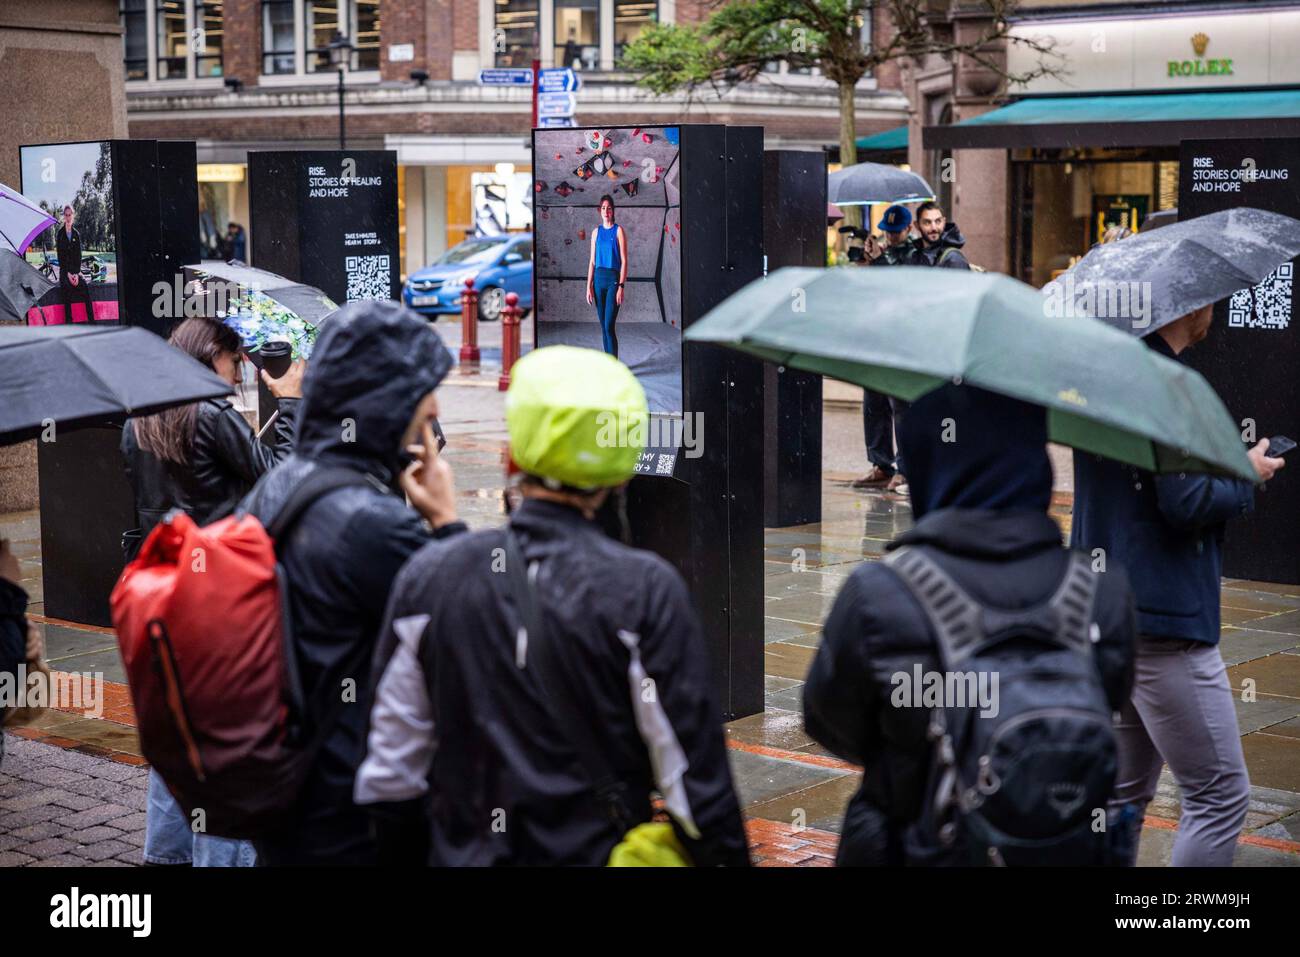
[1046,208,1300,336]
[0,250,54,323]
[828,161,935,207]
[0,325,232,446]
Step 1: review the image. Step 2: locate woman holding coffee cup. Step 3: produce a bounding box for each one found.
[119,317,303,867]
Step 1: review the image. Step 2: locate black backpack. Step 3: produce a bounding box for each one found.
[883,546,1116,866]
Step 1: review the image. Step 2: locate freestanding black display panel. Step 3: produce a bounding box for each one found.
[1179,137,1300,585]
[248,150,400,306]
[19,139,199,625]
[762,150,825,527]
[532,124,766,719]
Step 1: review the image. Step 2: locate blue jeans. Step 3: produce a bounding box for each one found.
[144,768,257,866]
[592,267,620,357]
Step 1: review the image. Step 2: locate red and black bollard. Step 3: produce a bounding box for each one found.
[459,278,480,364]
[498,291,521,392]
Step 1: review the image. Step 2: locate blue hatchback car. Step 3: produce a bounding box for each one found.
[402,232,533,322]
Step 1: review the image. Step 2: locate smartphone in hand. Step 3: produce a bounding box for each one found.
[1266,435,1296,458]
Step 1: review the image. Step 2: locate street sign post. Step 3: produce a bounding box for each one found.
[538,67,581,93]
[537,91,576,118]
[478,68,533,86]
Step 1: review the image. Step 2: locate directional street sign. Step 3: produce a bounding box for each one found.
[538,116,576,128]
[478,68,533,86]
[538,67,581,93]
[537,91,576,118]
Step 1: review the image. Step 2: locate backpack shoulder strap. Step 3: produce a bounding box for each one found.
[1044,551,1100,656]
[265,466,374,543]
[883,547,983,671]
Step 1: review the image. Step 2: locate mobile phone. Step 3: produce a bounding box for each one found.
[1266,435,1296,458]
[430,417,447,453]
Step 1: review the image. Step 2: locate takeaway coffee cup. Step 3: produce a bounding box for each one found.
[260,340,292,379]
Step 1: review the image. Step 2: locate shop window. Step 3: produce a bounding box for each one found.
[121,0,148,80]
[194,1,223,77]
[155,0,188,79]
[261,0,295,74]
[555,0,600,72]
[495,0,539,68]
[614,0,656,64]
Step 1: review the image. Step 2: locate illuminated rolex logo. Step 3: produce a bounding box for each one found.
[1168,31,1231,78]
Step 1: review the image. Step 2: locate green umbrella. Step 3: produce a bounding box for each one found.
[685,266,1255,482]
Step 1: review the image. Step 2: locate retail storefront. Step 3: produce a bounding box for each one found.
[925,6,1300,286]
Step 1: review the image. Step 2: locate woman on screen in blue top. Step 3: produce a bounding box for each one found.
[586,194,629,358]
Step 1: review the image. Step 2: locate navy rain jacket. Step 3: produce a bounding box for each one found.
[1071,332,1254,645]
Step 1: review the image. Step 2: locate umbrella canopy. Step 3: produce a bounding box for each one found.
[685,266,1256,482]
[0,250,55,323]
[0,325,233,446]
[828,162,935,207]
[0,183,56,255]
[1049,208,1300,337]
[184,261,338,359]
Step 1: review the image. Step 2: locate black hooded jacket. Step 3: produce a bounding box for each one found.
[913,222,971,269]
[354,497,751,867]
[803,384,1135,866]
[240,300,458,866]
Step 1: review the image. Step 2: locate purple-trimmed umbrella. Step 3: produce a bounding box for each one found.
[0,183,56,256]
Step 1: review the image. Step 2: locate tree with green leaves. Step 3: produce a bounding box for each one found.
[622,0,1061,226]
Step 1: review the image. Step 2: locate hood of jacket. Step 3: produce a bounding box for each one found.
[294,300,453,483]
[896,382,1053,520]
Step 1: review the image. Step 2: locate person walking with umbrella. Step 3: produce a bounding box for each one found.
[1060,206,1300,866]
[806,383,1137,865]
[121,316,304,867]
[54,205,95,322]
[585,194,628,359]
[1072,303,1285,867]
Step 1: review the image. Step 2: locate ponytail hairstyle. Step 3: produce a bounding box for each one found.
[133,317,241,466]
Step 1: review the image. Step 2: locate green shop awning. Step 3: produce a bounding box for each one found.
[923,89,1300,150]
[855,125,908,152]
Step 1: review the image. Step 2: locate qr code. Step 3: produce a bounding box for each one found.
[655,453,675,476]
[345,254,391,302]
[1228,262,1292,330]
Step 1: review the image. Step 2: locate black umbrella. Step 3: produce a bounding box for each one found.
[0,250,55,323]
[0,325,233,446]
[1049,208,1300,336]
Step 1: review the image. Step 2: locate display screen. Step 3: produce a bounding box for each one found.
[533,126,682,415]
[20,141,120,326]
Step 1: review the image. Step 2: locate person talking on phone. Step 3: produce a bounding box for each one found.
[585,194,628,359]
[120,316,303,867]
[1072,302,1286,867]
[239,301,464,866]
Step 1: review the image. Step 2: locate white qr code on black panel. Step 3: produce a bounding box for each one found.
[1228,262,1292,330]
[345,254,391,302]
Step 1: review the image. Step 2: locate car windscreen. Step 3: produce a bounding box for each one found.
[438,239,506,265]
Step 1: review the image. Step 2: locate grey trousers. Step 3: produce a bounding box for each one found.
[1109,635,1250,867]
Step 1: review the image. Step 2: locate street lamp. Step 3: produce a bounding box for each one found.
[328,31,353,150]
